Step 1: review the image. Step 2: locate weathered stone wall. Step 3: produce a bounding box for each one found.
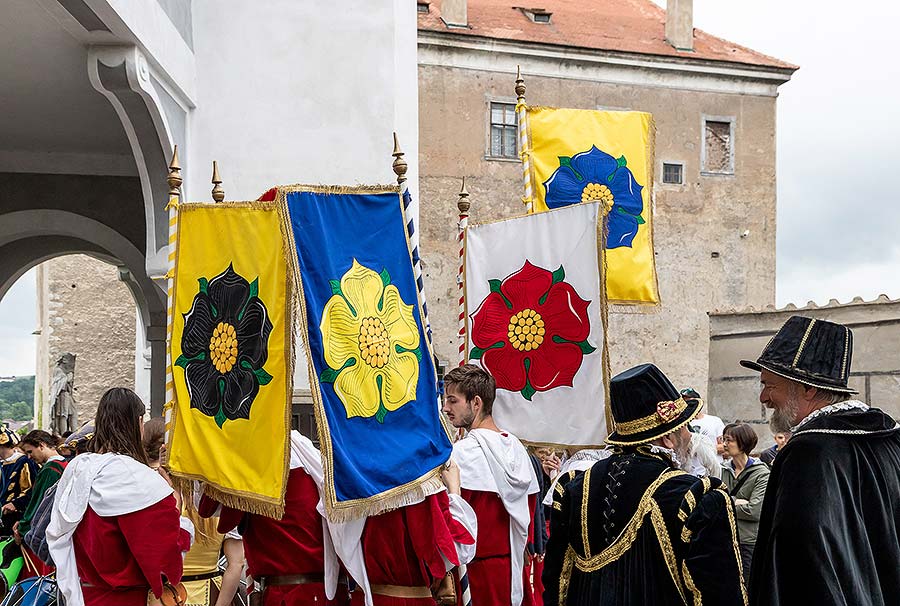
[418,65,778,391]
[709,298,900,448]
[40,255,136,425]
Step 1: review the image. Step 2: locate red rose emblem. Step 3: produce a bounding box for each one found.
[469,261,596,400]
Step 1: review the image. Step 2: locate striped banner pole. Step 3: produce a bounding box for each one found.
[515,66,534,214]
[456,179,470,367]
[455,179,473,606]
[162,147,182,450]
[392,134,433,346]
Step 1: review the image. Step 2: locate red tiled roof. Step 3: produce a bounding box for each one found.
[418,0,797,71]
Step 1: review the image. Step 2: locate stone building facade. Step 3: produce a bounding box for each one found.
[417,0,796,392]
[34,255,137,427]
[709,296,900,448]
[30,0,798,426]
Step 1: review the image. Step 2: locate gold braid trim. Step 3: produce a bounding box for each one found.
[559,545,576,605]
[681,526,693,543]
[553,501,562,511]
[724,491,749,606]
[574,469,685,572]
[682,561,702,606]
[581,466,592,558]
[650,501,688,604]
[614,398,688,435]
[555,481,565,496]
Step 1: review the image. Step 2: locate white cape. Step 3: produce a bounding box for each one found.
[47,453,177,606]
[453,428,539,606]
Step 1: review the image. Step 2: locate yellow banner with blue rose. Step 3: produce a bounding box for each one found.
[167,202,292,518]
[526,107,659,304]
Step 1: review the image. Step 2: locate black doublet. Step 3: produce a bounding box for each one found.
[543,448,746,606]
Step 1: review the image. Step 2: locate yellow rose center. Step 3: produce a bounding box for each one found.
[507,309,546,352]
[581,182,615,213]
[209,322,238,373]
[358,317,390,369]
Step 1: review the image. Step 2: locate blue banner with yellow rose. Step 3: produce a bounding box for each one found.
[280,185,451,520]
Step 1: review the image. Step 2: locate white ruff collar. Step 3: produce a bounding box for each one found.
[792,400,868,432]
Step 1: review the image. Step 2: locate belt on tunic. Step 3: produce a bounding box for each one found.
[261,573,326,586]
[369,584,432,598]
[181,570,223,582]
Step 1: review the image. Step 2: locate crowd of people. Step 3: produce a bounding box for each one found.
[0,315,897,606]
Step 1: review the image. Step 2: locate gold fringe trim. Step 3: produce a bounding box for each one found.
[274,185,449,522]
[273,183,400,196]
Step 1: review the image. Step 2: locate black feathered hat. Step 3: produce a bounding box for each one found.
[606,364,702,446]
[740,315,856,394]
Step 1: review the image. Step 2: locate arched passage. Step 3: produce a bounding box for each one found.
[0,210,167,416]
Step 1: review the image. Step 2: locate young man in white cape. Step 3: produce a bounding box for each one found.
[443,364,539,606]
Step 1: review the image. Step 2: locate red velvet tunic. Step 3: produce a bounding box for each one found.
[211,467,339,606]
[360,492,474,606]
[72,494,191,606]
[459,489,536,606]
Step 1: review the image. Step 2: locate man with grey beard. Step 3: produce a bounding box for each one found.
[740,316,900,606]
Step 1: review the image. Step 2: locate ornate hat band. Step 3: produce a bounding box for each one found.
[614,397,688,436]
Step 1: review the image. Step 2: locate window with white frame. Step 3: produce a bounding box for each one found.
[703,119,734,174]
[489,102,518,159]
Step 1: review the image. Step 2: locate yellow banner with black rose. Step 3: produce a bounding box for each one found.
[167,202,292,517]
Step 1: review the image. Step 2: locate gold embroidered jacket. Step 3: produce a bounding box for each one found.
[543,448,746,606]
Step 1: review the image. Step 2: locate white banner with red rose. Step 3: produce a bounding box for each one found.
[464,202,607,447]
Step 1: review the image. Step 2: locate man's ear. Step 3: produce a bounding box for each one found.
[658,433,676,450]
[472,395,483,416]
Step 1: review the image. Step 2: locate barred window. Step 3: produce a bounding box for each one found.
[703,120,733,174]
[490,102,518,159]
[662,163,684,185]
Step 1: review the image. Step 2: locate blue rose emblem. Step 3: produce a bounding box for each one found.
[543,146,646,249]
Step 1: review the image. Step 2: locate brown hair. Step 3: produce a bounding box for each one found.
[92,387,150,465]
[20,430,61,449]
[444,364,496,416]
[142,417,166,463]
[724,423,758,456]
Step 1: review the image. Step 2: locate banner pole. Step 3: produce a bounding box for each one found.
[393,133,433,346]
[515,66,533,214]
[162,147,181,453]
[456,179,470,367]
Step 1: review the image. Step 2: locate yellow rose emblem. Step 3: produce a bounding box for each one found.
[320,259,421,423]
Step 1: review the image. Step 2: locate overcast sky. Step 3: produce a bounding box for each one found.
[1,2,898,376]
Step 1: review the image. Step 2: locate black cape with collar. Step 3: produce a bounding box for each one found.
[748,406,900,606]
[543,448,746,606]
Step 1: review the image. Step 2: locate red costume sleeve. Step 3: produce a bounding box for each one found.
[116,495,187,598]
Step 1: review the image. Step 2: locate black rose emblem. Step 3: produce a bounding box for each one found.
[175,264,273,427]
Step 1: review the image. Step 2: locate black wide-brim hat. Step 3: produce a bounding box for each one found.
[740,315,857,394]
[606,363,702,446]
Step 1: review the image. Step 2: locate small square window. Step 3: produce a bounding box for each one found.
[662,163,684,185]
[417,2,429,13]
[489,102,518,159]
[703,119,734,174]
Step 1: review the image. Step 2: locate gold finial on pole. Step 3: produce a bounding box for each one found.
[457,177,470,215]
[515,65,526,104]
[167,146,182,196]
[211,161,225,203]
[392,132,408,185]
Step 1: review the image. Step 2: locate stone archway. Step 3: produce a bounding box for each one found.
[0,210,167,416]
